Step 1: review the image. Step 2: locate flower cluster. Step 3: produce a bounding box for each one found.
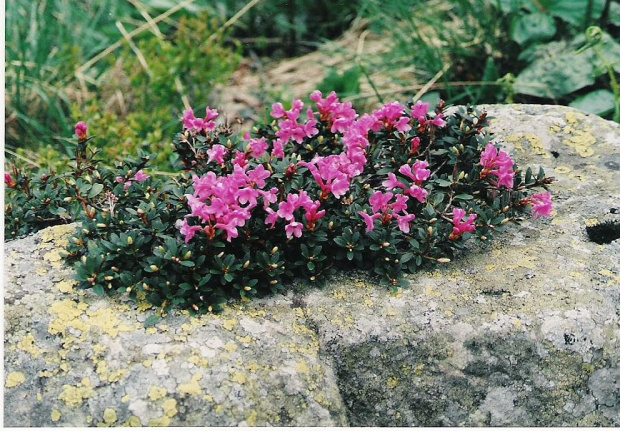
[180,164,274,242]
[183,107,219,133]
[480,142,515,188]
[5,92,555,315]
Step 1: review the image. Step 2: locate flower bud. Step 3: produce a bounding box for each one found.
[127,236,133,245]
[64,197,73,202]
[329,221,334,230]
[500,218,511,225]
[75,121,88,141]
[271,246,278,254]
[104,276,113,281]
[192,304,199,311]
[269,280,278,285]
[458,171,465,180]
[82,229,90,234]
[429,218,437,223]
[481,236,487,241]
[502,206,510,213]
[150,265,159,272]
[382,242,390,248]
[243,260,250,269]
[217,252,224,258]
[437,258,451,263]
[184,251,192,259]
[244,286,252,291]
[142,283,150,291]
[81,256,87,264]
[208,305,213,312]
[96,223,107,228]
[427,226,434,236]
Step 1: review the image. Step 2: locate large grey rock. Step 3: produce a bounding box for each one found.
[4,105,620,427]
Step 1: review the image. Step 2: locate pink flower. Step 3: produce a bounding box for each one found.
[531,192,553,218]
[369,191,394,213]
[5,173,16,188]
[373,102,410,132]
[285,221,303,239]
[360,211,381,232]
[412,160,431,183]
[480,143,515,189]
[450,208,477,239]
[271,103,286,119]
[265,207,279,228]
[178,218,202,243]
[182,107,218,132]
[247,165,271,188]
[382,173,406,190]
[207,145,227,165]
[305,201,326,224]
[132,170,149,182]
[410,137,421,154]
[75,122,88,141]
[394,213,416,233]
[406,185,428,203]
[215,221,239,242]
[411,101,430,122]
[248,137,269,158]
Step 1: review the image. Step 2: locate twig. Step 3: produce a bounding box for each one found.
[412,63,450,102]
[4,149,42,168]
[126,0,164,38]
[74,0,196,80]
[207,0,263,43]
[116,21,153,77]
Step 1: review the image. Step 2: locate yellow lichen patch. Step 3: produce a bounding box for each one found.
[387,377,399,389]
[600,269,620,284]
[554,166,571,174]
[222,319,237,331]
[561,112,597,157]
[188,355,209,368]
[425,286,442,298]
[203,394,214,403]
[58,379,94,407]
[444,310,454,318]
[149,416,171,427]
[236,335,252,344]
[124,416,141,427]
[505,133,550,158]
[87,307,132,338]
[149,386,167,401]
[16,333,44,358]
[584,218,599,227]
[246,363,260,373]
[41,224,75,245]
[177,373,203,397]
[56,280,75,294]
[246,410,258,426]
[40,370,57,378]
[146,328,158,335]
[48,300,90,336]
[224,341,238,353]
[295,361,310,374]
[162,398,178,417]
[51,409,62,422]
[43,249,65,269]
[142,360,153,368]
[121,394,131,403]
[37,392,43,402]
[332,289,348,300]
[103,408,117,424]
[6,371,26,388]
[36,265,48,276]
[230,371,248,384]
[514,319,523,330]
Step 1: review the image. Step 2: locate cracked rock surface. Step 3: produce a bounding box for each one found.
[4,105,620,426]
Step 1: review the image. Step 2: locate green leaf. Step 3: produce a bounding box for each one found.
[434,179,452,187]
[510,13,556,46]
[569,90,615,116]
[88,183,104,199]
[307,261,316,271]
[180,260,195,267]
[92,284,105,296]
[143,315,160,328]
[538,0,606,27]
[454,194,474,200]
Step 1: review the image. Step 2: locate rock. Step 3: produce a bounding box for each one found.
[4,105,620,426]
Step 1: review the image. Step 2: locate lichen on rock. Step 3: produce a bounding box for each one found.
[4,105,619,426]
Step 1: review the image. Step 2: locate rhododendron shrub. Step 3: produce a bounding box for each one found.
[9,92,554,315]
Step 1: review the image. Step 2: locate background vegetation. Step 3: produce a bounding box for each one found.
[5,0,620,175]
